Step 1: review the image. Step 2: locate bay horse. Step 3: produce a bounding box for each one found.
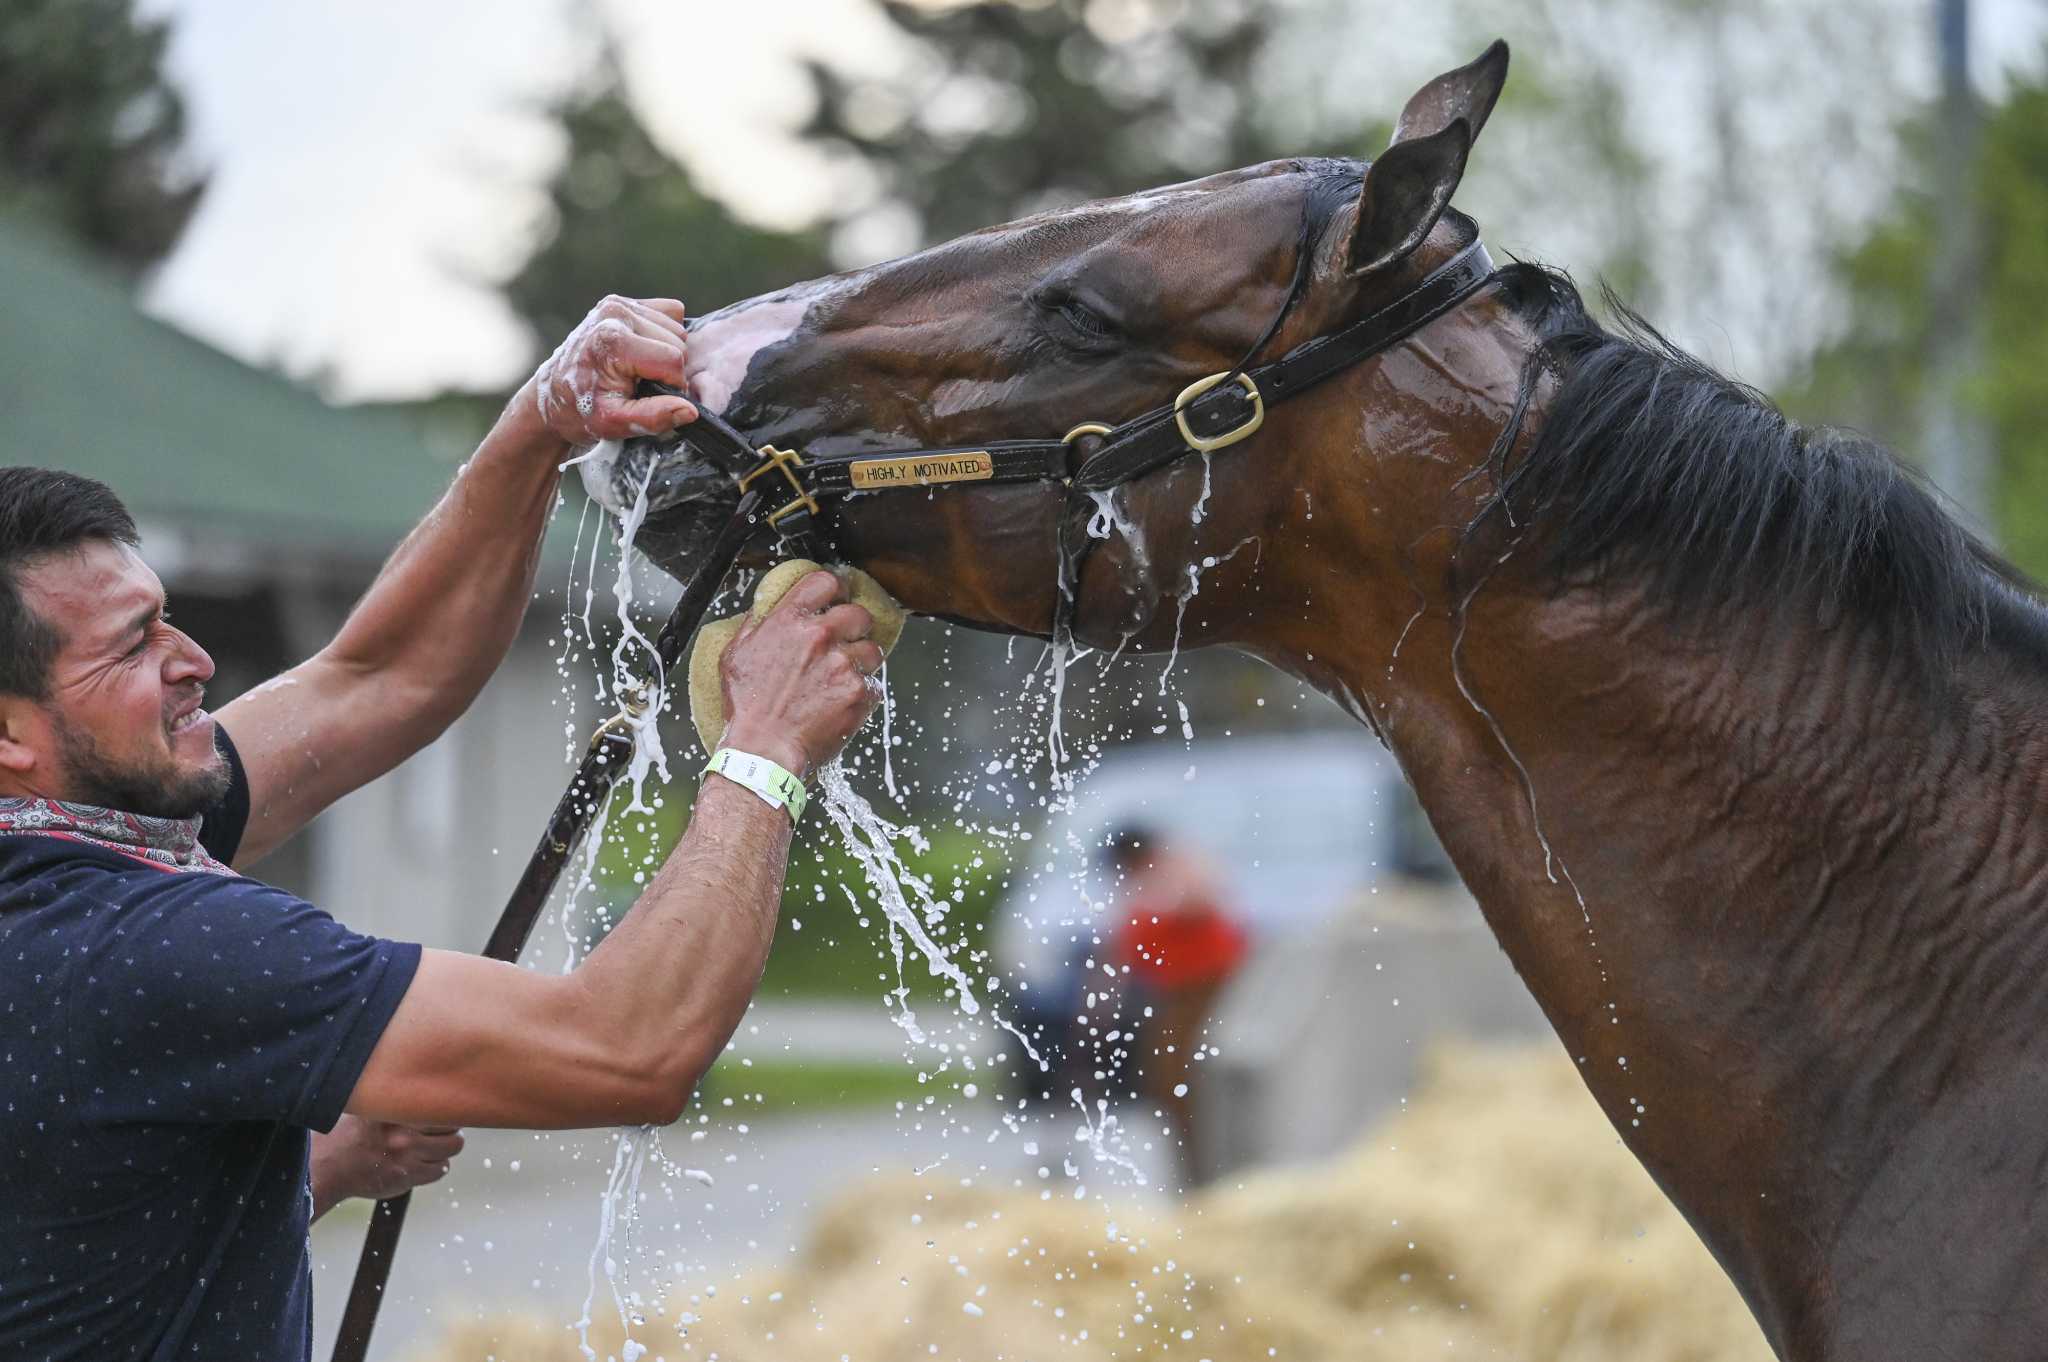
[610,41,2048,1361]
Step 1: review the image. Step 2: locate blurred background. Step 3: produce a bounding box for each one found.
[6,0,2046,1358]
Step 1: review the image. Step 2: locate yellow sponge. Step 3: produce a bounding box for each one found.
[687,559,908,756]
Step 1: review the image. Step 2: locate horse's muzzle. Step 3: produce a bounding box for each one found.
[576,433,746,582]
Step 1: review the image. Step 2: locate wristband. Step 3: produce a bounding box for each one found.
[704,747,808,824]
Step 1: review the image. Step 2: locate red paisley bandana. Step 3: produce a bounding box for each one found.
[0,797,237,876]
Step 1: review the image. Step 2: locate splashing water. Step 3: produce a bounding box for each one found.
[1158,535,1261,696]
[601,465,671,818]
[1069,1086,1144,1184]
[557,460,672,968]
[816,762,1047,1070]
[877,661,898,801]
[577,1127,655,1362]
[1037,637,1074,791]
[842,880,926,1045]
[559,460,694,1353]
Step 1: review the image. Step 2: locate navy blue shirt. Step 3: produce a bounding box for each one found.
[0,728,422,1360]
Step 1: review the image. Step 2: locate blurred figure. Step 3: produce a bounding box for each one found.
[992,902,1090,1107]
[1103,824,1248,1182]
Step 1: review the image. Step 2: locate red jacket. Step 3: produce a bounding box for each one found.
[1114,898,1249,989]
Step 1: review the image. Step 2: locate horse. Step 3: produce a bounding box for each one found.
[608,41,2048,1361]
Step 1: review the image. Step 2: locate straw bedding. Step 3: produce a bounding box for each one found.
[409,1042,1771,1361]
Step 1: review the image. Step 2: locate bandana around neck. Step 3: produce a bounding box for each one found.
[0,797,236,876]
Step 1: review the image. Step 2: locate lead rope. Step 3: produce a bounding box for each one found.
[330,490,764,1362]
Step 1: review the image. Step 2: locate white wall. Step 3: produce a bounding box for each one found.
[306,626,607,953]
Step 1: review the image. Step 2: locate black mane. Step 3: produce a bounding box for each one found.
[1476,262,2048,682]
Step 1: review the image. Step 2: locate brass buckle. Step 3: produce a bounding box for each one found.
[1173,372,1264,453]
[739,444,819,526]
[1062,422,1113,446]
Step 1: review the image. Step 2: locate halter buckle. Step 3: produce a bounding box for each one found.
[1174,372,1264,453]
[739,444,820,527]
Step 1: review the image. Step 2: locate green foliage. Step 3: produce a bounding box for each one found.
[0,0,203,271]
[502,70,830,348]
[804,0,1342,247]
[1790,66,2048,575]
[585,777,1012,1002]
[694,1055,937,1117]
[765,822,1010,1002]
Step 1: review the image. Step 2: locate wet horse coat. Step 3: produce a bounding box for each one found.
[632,43,2048,1362]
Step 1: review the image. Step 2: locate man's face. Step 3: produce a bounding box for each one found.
[17,540,227,818]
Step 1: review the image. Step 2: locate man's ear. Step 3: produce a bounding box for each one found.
[0,700,46,779]
[1346,119,1471,277]
[1392,39,1510,146]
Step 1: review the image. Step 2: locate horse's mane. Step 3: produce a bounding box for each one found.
[1475,261,2048,682]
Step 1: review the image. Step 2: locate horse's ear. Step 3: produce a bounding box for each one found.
[1347,119,1471,277]
[1391,39,1509,146]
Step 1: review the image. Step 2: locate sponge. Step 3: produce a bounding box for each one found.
[687,559,908,756]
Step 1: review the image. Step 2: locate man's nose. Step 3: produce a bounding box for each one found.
[164,625,215,686]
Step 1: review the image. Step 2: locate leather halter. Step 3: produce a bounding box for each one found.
[668,237,1498,635]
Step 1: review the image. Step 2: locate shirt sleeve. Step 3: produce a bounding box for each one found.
[69,870,421,1133]
[196,722,250,864]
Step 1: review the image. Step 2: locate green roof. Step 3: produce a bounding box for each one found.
[0,214,461,563]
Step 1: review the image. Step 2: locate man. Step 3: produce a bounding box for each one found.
[0,296,881,1359]
[1102,824,1248,1183]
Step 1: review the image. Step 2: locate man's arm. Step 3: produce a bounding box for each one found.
[344,570,883,1129]
[219,296,700,868]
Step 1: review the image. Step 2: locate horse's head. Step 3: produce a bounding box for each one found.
[610,43,1526,665]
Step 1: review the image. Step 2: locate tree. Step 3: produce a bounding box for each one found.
[502,69,831,349]
[801,0,1340,251]
[0,0,204,272]
[804,0,1918,389]
[1789,64,2048,575]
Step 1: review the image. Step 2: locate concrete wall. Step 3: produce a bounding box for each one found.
[306,624,607,952]
[1201,880,1553,1180]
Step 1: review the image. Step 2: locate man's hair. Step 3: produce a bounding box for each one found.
[1100,822,1164,872]
[0,468,139,699]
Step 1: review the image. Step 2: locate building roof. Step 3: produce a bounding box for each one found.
[0,214,461,565]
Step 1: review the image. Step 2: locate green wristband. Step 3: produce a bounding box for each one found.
[704,747,808,824]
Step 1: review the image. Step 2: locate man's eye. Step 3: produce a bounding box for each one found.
[129,614,170,656]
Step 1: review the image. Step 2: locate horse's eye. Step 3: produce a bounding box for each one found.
[1059,300,1111,338]
[1032,287,1119,350]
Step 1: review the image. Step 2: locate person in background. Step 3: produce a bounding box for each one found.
[993,898,1092,1107]
[1102,823,1249,1183]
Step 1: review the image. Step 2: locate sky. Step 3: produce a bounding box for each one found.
[141,0,2048,402]
[144,0,911,398]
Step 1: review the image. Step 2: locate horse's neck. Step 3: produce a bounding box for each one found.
[1293,582,2048,1355]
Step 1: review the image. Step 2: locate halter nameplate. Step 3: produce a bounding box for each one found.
[847,451,995,490]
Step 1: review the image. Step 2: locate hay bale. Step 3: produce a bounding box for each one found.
[409,1043,1771,1362]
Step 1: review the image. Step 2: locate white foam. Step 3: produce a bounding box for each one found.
[685,294,811,414]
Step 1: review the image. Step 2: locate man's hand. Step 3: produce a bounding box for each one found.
[720,571,884,778]
[530,295,699,447]
[309,1114,466,1220]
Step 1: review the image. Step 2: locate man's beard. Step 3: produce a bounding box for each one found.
[52,716,231,820]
